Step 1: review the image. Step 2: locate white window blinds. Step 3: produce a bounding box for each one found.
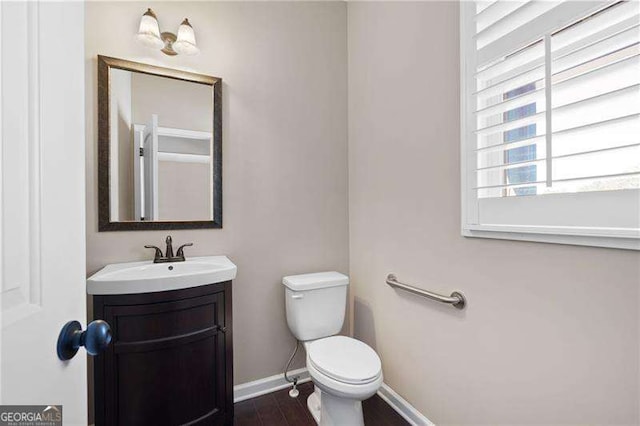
[461,1,640,249]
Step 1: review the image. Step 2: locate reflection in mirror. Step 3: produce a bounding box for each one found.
[110,70,213,222]
[98,56,221,231]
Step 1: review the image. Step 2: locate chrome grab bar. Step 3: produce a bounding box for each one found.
[386,274,466,310]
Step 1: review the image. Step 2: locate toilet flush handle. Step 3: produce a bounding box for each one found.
[291,293,304,299]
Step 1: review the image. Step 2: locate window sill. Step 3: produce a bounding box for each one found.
[463,224,640,251]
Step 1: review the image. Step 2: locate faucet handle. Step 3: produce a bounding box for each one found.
[144,245,163,260]
[176,243,193,258]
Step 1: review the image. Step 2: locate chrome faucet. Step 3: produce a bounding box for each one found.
[145,235,193,263]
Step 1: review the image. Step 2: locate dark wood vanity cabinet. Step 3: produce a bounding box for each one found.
[93,282,233,426]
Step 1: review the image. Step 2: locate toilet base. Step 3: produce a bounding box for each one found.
[307,386,321,424]
[307,385,365,426]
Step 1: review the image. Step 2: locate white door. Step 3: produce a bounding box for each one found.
[143,114,159,221]
[133,125,145,221]
[1,2,88,424]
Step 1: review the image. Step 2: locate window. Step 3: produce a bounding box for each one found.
[461,0,640,250]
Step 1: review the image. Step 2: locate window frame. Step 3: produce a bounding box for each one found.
[459,1,640,251]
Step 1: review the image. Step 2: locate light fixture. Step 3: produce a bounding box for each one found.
[173,19,200,56]
[136,8,163,50]
[136,9,199,56]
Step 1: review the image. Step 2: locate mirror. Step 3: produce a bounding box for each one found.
[98,56,222,231]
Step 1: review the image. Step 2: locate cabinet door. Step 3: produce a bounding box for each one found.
[99,291,227,425]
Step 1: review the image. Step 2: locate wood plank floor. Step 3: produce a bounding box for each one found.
[234,381,409,426]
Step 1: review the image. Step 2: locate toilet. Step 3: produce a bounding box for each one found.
[283,272,383,426]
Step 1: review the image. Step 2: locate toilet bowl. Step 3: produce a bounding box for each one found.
[305,336,383,425]
[282,272,383,425]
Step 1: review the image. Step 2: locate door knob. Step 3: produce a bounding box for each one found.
[57,320,112,361]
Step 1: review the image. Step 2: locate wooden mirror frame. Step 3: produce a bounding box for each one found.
[97,55,222,231]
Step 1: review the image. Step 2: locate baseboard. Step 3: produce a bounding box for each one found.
[377,383,434,426]
[234,369,433,425]
[233,367,311,403]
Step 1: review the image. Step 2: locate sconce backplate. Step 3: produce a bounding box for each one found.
[161,32,178,56]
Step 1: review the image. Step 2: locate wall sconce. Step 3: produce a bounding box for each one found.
[136,8,199,56]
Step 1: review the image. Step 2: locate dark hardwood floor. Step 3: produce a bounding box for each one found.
[234,381,409,426]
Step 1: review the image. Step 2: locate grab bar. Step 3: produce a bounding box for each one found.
[386,274,466,310]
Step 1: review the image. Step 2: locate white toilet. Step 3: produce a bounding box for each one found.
[283,272,383,426]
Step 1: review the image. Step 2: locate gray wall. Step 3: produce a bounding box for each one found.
[131,71,213,132]
[347,2,640,425]
[109,69,133,221]
[86,1,348,385]
[157,161,211,221]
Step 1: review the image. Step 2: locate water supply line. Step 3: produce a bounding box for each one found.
[283,340,301,398]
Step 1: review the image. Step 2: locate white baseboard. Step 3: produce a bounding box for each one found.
[234,368,434,425]
[233,367,311,403]
[377,383,435,426]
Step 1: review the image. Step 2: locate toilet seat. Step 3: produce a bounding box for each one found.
[308,336,381,385]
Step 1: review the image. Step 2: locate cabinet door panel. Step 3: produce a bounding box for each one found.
[111,294,220,343]
[116,334,222,425]
[95,286,229,426]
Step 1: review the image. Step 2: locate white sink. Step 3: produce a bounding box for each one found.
[87,256,237,295]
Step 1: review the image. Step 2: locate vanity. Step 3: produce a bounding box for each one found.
[88,256,236,426]
[90,54,231,424]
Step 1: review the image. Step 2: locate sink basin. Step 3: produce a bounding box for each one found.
[87,256,237,295]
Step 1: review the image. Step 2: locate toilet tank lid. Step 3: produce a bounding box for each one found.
[282,271,349,291]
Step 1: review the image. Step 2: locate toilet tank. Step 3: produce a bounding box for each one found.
[283,272,349,341]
